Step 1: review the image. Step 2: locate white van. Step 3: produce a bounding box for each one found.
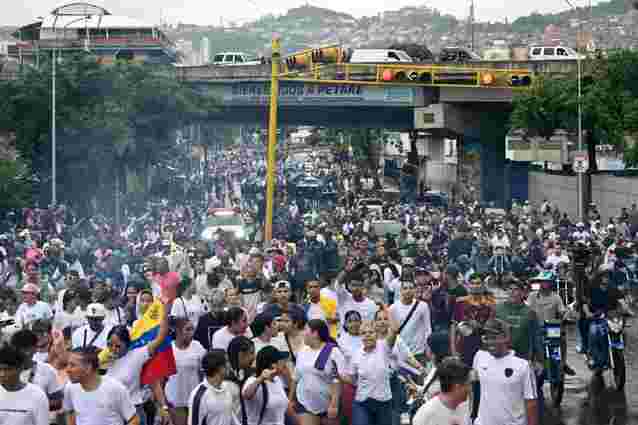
[529,46,580,61]
[348,49,413,63]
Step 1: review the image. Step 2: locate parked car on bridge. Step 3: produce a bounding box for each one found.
[528,46,580,61]
[212,52,262,66]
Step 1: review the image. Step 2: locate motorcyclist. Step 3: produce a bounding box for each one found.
[584,269,629,372]
[526,274,576,376]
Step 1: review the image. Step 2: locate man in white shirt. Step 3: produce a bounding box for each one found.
[71,303,112,350]
[11,329,64,411]
[389,280,431,367]
[473,319,538,425]
[413,357,471,425]
[336,274,379,329]
[64,346,139,425]
[211,306,251,352]
[0,343,49,425]
[15,284,53,329]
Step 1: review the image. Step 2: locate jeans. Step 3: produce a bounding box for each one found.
[135,405,148,425]
[536,369,545,419]
[589,319,609,368]
[352,399,393,425]
[390,373,407,425]
[578,318,591,352]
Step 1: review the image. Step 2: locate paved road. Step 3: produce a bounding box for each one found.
[545,320,638,425]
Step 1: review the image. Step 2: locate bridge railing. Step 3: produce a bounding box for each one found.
[280,63,533,89]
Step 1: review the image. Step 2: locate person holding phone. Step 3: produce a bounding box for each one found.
[242,346,291,425]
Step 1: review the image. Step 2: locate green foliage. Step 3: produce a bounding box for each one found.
[0,158,32,209]
[511,13,561,33]
[510,49,638,167]
[0,52,218,210]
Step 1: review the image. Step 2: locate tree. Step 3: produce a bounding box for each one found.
[0,158,32,209]
[0,53,218,212]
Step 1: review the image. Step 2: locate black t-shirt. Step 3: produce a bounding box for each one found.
[194,311,226,351]
[587,286,623,314]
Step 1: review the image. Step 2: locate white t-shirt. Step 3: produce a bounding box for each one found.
[336,284,378,329]
[71,324,112,350]
[473,350,536,425]
[165,341,206,408]
[211,326,250,352]
[295,345,346,415]
[171,296,206,329]
[103,307,127,328]
[0,383,49,425]
[22,361,64,399]
[53,309,85,332]
[63,376,137,425]
[188,380,236,425]
[336,333,362,375]
[413,395,470,425]
[389,300,431,355]
[106,347,151,405]
[15,302,53,328]
[242,376,289,425]
[351,340,393,402]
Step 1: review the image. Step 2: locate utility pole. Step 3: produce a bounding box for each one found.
[264,38,280,244]
[470,0,476,51]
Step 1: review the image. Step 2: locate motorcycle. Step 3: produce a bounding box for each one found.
[589,312,626,391]
[543,320,565,407]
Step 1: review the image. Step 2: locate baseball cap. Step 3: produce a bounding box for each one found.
[86,303,107,318]
[21,283,40,294]
[482,318,509,336]
[257,345,289,366]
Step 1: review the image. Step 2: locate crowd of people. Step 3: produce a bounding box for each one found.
[0,159,637,425]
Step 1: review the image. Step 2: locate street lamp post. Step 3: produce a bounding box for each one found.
[565,0,585,221]
[51,15,91,206]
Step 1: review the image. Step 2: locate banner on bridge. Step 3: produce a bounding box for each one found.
[214,82,416,107]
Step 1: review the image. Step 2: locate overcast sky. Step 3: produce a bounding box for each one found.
[2,0,608,26]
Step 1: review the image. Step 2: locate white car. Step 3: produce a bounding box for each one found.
[356,198,384,215]
[201,208,246,240]
[529,46,580,61]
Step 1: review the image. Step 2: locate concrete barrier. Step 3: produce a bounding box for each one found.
[528,171,638,221]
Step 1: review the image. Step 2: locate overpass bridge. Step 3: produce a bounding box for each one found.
[176,60,581,207]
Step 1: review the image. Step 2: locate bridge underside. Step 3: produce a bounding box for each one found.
[206,105,414,129]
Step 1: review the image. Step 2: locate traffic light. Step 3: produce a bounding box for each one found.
[381,69,433,83]
[510,73,532,87]
[285,46,347,71]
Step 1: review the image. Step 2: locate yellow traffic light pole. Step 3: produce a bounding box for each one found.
[264,38,280,244]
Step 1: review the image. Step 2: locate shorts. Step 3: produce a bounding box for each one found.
[296,402,327,417]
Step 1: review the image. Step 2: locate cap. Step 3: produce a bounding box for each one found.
[86,303,107,318]
[257,345,289,366]
[21,283,40,294]
[273,280,291,290]
[482,318,509,336]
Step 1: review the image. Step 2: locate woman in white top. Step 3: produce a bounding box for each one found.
[374,309,425,425]
[188,349,236,425]
[166,318,206,425]
[347,319,399,425]
[291,319,347,425]
[103,299,170,425]
[242,346,290,425]
[336,310,363,425]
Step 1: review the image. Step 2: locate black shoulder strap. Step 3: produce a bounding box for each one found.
[284,335,297,364]
[257,383,268,425]
[191,383,208,425]
[398,301,420,334]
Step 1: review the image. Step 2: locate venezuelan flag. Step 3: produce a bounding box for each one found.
[99,300,176,385]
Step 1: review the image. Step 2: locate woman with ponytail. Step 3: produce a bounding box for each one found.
[242,346,290,425]
[291,319,346,425]
[226,336,256,425]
